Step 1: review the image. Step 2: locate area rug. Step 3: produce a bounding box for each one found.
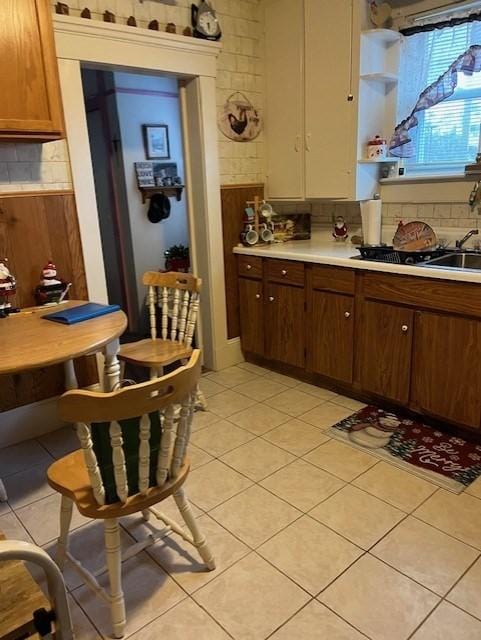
[328,406,481,493]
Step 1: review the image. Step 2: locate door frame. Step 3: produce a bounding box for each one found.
[53,15,236,370]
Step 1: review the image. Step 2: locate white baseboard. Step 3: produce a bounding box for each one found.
[213,337,244,371]
[0,397,63,447]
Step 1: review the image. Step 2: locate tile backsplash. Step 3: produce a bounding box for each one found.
[0,141,72,192]
[274,201,480,233]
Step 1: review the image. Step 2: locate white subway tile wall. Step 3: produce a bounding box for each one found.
[0,0,264,193]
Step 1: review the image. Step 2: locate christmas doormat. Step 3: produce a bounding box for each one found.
[328,406,481,494]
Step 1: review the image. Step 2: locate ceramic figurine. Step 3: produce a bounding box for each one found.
[0,258,18,318]
[332,216,349,242]
[55,2,69,15]
[103,10,115,23]
[35,261,71,306]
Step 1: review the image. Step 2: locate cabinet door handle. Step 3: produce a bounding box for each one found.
[246,264,252,270]
[401,325,409,332]
[305,133,312,152]
[255,293,261,299]
[294,134,301,153]
[344,311,351,318]
[281,269,287,276]
[269,296,275,302]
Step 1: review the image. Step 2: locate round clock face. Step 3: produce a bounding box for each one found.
[198,11,219,36]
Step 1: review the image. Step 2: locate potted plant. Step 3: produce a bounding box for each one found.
[164,244,190,272]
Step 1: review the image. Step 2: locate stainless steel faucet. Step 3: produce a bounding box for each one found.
[455,229,479,249]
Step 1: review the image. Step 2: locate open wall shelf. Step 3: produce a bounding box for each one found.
[361,28,402,44]
[138,185,184,204]
[358,158,398,164]
[360,72,398,84]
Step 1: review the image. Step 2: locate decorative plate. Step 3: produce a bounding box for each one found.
[218,91,262,142]
[392,221,437,251]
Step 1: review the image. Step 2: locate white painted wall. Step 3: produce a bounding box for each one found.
[113,72,189,321]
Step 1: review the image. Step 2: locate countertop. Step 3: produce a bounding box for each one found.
[233,229,481,285]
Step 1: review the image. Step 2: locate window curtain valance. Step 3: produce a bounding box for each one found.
[401,9,481,37]
[389,44,481,157]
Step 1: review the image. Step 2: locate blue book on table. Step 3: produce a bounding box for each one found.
[43,303,121,325]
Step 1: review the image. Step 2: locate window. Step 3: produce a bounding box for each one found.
[397,19,481,176]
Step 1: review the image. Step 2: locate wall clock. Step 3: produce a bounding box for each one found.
[191,1,221,41]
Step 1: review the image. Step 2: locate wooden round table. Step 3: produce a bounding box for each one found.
[0,300,127,501]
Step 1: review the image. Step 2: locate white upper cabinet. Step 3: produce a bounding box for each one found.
[264,0,304,200]
[264,1,400,201]
[304,0,357,199]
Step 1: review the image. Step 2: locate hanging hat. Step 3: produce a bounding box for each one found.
[147,193,171,223]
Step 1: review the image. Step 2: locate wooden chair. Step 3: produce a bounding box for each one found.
[47,351,215,639]
[119,271,201,380]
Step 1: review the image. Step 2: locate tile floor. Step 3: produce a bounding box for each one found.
[2,362,481,638]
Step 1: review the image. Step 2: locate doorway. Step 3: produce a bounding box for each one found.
[81,67,191,338]
[54,16,239,369]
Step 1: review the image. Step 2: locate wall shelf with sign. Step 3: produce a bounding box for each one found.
[138,185,184,204]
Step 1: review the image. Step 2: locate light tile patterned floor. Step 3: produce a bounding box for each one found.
[2,363,481,638]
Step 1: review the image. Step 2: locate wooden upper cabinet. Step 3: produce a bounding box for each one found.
[359,300,413,404]
[264,0,304,200]
[238,277,264,357]
[310,291,354,383]
[411,312,481,429]
[0,0,64,140]
[265,283,305,368]
[304,0,355,199]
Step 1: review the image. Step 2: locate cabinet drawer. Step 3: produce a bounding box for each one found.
[312,265,355,294]
[237,255,262,279]
[361,272,481,318]
[266,259,305,286]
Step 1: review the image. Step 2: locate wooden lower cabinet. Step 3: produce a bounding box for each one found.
[411,312,481,428]
[236,256,481,432]
[265,282,305,368]
[310,290,354,382]
[238,277,264,356]
[359,300,414,404]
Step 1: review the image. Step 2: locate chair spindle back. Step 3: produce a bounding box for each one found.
[142,271,201,345]
[58,351,201,506]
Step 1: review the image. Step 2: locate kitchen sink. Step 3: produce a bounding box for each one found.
[423,252,481,271]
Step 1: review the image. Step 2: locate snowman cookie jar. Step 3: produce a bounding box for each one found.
[0,258,18,318]
[35,261,70,306]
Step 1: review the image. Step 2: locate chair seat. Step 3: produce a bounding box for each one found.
[47,450,190,520]
[119,339,193,368]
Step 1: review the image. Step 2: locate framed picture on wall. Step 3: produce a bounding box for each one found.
[142,124,170,159]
